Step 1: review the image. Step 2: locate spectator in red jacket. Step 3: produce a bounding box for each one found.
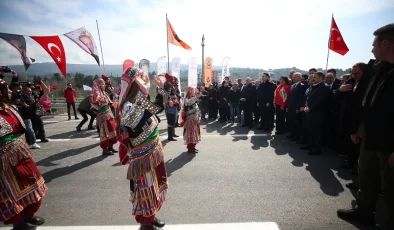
[274,76,291,135]
[63,83,79,120]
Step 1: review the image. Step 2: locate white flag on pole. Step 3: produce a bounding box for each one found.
[171,57,181,92]
[221,57,231,82]
[188,57,198,88]
[156,56,167,75]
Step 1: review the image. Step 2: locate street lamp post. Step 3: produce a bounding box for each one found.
[201,34,205,83]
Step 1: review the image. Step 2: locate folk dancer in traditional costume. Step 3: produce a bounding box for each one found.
[163,73,179,141]
[0,80,47,230]
[102,74,117,116]
[90,78,118,155]
[179,86,201,153]
[117,67,167,230]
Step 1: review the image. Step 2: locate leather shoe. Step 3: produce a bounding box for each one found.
[13,221,37,230]
[337,208,375,226]
[139,224,163,230]
[152,217,165,227]
[27,216,45,226]
[40,138,49,143]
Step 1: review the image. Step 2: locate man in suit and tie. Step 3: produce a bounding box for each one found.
[327,68,342,85]
[257,73,276,131]
[325,72,342,150]
[302,72,330,155]
[287,72,306,141]
[298,75,314,145]
[240,77,256,129]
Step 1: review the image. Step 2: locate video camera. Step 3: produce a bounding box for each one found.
[0,66,12,73]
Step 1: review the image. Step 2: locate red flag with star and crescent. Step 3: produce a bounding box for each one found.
[329,17,349,56]
[30,36,67,76]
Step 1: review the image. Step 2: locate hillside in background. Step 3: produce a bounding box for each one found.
[7,62,351,81]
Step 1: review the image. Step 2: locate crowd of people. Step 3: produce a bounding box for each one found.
[193,23,394,229]
[0,23,392,230]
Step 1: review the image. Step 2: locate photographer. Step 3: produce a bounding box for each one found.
[0,66,18,83]
[20,86,49,143]
[18,86,41,149]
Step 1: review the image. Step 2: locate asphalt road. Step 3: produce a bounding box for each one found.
[0,114,384,230]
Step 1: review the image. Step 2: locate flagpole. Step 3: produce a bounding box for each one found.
[96,20,106,73]
[166,14,170,72]
[325,13,333,73]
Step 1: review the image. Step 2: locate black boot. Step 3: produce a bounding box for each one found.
[172,127,179,138]
[13,221,37,230]
[27,216,45,226]
[167,127,177,141]
[152,217,165,227]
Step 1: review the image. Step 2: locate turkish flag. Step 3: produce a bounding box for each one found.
[329,17,349,56]
[50,85,57,90]
[30,36,67,76]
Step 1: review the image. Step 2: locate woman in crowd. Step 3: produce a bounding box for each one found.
[90,78,118,155]
[0,80,47,230]
[117,67,168,230]
[179,86,201,153]
[274,76,291,135]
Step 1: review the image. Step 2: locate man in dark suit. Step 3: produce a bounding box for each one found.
[324,72,342,150]
[298,75,314,145]
[302,72,330,155]
[257,73,276,131]
[240,77,256,129]
[327,68,341,84]
[286,72,306,141]
[338,24,394,230]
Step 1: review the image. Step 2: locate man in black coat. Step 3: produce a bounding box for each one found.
[337,24,394,230]
[302,72,330,155]
[324,72,342,149]
[298,75,314,145]
[286,72,306,141]
[257,73,276,131]
[240,77,256,129]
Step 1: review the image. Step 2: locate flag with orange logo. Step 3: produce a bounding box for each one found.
[204,57,213,85]
[167,15,192,51]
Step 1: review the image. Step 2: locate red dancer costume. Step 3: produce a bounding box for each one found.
[179,86,201,153]
[90,78,118,155]
[0,80,46,230]
[117,67,167,230]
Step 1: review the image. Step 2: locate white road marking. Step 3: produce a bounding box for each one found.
[44,133,269,142]
[0,222,280,230]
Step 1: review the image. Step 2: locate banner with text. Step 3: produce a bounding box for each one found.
[221,57,230,82]
[204,57,213,86]
[156,56,167,75]
[188,57,198,88]
[171,57,181,92]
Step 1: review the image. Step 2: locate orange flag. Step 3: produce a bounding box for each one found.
[167,17,192,51]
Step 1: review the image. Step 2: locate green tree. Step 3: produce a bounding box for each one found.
[74,72,84,89]
[52,73,62,81]
[83,75,94,87]
[33,75,42,84]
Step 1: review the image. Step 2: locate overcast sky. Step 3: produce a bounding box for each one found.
[0,0,393,71]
